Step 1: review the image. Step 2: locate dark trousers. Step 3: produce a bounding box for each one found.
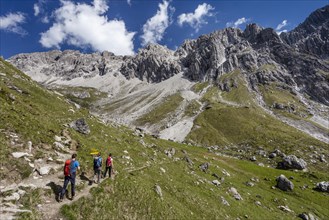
[60,172,76,198]
[103,166,112,178]
[94,168,101,183]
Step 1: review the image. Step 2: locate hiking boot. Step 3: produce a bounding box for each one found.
[70,196,75,200]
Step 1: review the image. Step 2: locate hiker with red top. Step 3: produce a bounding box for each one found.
[59,153,80,202]
[103,153,113,178]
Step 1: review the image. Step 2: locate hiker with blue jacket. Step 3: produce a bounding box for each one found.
[59,153,80,202]
[93,152,102,184]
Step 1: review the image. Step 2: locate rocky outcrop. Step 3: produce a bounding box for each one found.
[277,155,307,170]
[120,44,181,83]
[315,181,329,192]
[70,118,90,135]
[276,174,294,191]
[281,5,329,58]
[8,50,124,81]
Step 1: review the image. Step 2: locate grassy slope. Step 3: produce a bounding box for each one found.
[135,93,184,126]
[1,60,328,219]
[187,82,328,172]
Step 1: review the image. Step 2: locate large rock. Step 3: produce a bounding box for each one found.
[70,118,90,134]
[277,155,307,170]
[298,213,318,220]
[228,187,243,200]
[315,181,329,192]
[276,174,294,191]
[154,184,163,198]
[199,163,209,172]
[12,152,29,158]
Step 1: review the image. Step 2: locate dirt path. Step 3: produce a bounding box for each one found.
[40,173,104,220]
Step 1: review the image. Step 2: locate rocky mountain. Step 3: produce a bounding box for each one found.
[7,5,329,145]
[1,57,329,220]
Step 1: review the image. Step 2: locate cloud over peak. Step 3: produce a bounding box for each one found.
[39,0,135,56]
[141,0,174,46]
[177,3,214,32]
[226,17,249,28]
[0,12,27,36]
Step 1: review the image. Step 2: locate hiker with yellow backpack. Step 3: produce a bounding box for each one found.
[93,152,102,184]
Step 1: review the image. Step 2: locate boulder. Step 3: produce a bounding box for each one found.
[315,181,329,192]
[199,163,209,172]
[220,196,230,206]
[3,192,20,201]
[278,155,307,170]
[212,180,221,186]
[70,118,90,134]
[38,166,52,175]
[298,213,318,220]
[12,152,29,158]
[184,156,193,166]
[276,174,294,191]
[154,184,163,198]
[228,187,243,200]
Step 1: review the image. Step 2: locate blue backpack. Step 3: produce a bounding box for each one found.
[94,157,102,169]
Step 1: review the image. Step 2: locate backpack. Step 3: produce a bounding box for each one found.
[64,159,71,176]
[106,156,112,167]
[94,157,102,169]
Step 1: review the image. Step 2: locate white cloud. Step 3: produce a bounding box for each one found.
[141,0,174,46]
[0,12,27,36]
[177,3,214,32]
[226,17,249,28]
[34,4,40,16]
[39,0,135,55]
[276,20,288,30]
[127,0,132,6]
[41,16,49,23]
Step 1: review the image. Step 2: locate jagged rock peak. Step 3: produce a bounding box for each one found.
[281,5,329,57]
[120,43,181,83]
[243,23,263,40]
[9,49,124,80]
[295,5,329,33]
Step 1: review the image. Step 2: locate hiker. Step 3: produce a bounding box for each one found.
[103,153,113,178]
[59,153,80,202]
[93,152,102,184]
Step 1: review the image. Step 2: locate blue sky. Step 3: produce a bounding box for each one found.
[0,0,328,58]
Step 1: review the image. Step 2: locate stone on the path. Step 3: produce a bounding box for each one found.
[228,187,243,200]
[276,174,294,191]
[38,166,52,175]
[27,141,32,153]
[315,181,329,192]
[12,152,29,158]
[3,192,20,201]
[54,142,65,150]
[54,135,62,142]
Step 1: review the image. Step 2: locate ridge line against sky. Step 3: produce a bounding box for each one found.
[0,0,328,58]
